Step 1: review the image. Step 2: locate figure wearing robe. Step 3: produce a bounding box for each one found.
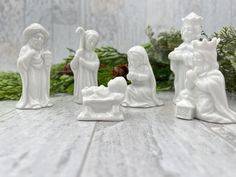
[177,38,236,123]
[122,46,163,107]
[168,12,203,102]
[16,23,52,109]
[71,50,99,103]
[187,69,236,123]
[70,27,100,104]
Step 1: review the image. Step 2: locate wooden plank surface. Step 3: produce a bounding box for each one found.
[0,96,96,177]
[0,93,236,177]
[80,92,236,177]
[0,101,16,116]
[200,96,236,148]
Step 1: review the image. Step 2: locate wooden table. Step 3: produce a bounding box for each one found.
[0,92,236,177]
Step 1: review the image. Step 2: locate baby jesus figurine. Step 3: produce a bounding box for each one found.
[176,38,236,123]
[78,77,127,121]
[71,27,100,104]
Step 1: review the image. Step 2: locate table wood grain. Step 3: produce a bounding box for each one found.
[0,92,235,177]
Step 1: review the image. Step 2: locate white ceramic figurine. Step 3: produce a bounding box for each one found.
[122,46,163,107]
[16,23,53,109]
[71,27,100,104]
[78,77,127,121]
[176,38,236,123]
[168,12,203,103]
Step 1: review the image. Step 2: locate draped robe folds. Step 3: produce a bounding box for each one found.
[192,70,236,123]
[122,65,163,107]
[71,50,99,104]
[169,43,194,101]
[16,45,51,109]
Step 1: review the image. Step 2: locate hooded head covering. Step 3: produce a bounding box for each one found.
[128,46,157,94]
[76,26,99,50]
[23,23,49,45]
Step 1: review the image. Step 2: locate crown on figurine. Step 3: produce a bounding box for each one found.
[182,12,203,26]
[192,38,220,52]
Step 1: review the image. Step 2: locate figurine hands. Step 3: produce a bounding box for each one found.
[127,72,136,82]
[169,51,181,61]
[183,52,194,67]
[18,48,37,70]
[187,69,197,82]
[79,57,86,65]
[42,51,53,66]
[25,48,37,59]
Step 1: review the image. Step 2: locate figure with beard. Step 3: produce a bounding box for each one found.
[16,23,53,109]
[168,12,203,103]
[176,38,236,123]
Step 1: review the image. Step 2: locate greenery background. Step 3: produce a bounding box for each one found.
[0,26,235,100]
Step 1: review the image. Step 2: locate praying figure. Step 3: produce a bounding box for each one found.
[16,23,53,109]
[122,46,163,108]
[176,38,236,123]
[71,27,100,104]
[168,12,203,102]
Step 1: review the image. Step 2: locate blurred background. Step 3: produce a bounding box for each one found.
[0,0,235,71]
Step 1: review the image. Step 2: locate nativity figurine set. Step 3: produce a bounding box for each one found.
[15,12,236,124]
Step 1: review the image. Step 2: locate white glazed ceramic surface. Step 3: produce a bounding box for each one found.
[16,23,53,109]
[176,38,236,123]
[71,27,100,104]
[122,45,163,108]
[168,12,203,103]
[78,77,127,121]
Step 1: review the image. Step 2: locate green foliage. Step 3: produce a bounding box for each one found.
[145,26,182,64]
[144,26,182,89]
[50,63,74,95]
[63,48,75,64]
[213,26,236,93]
[98,65,113,86]
[95,46,127,66]
[0,72,22,100]
[63,47,128,66]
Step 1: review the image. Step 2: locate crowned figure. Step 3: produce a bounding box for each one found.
[176,38,236,123]
[168,12,203,103]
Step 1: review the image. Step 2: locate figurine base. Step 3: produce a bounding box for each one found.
[77,114,124,122]
[121,102,164,108]
[16,103,53,110]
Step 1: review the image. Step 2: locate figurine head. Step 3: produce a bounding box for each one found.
[76,27,99,51]
[108,77,127,94]
[127,46,149,69]
[181,12,202,42]
[23,23,49,50]
[192,37,220,74]
[84,30,99,51]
